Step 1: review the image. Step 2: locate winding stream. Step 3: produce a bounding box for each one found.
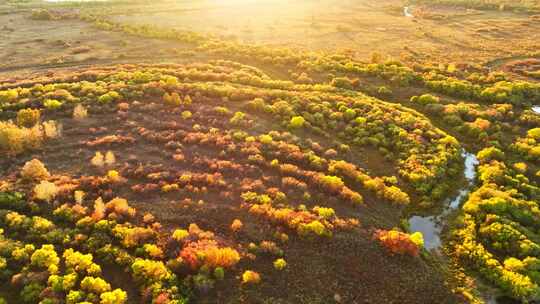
[408,150,478,251]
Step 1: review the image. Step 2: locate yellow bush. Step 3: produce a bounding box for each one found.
[0,89,18,104]
[17,108,41,127]
[42,121,60,139]
[80,276,111,294]
[30,244,59,274]
[34,181,58,202]
[113,225,155,248]
[143,244,164,259]
[241,270,261,284]
[163,92,182,106]
[100,289,127,304]
[91,152,105,167]
[410,232,424,248]
[273,258,287,270]
[0,121,43,155]
[513,162,527,173]
[73,104,88,120]
[107,170,121,183]
[105,151,116,165]
[172,229,189,241]
[230,219,243,232]
[181,111,192,119]
[105,197,135,218]
[289,116,305,128]
[21,159,50,181]
[74,190,85,204]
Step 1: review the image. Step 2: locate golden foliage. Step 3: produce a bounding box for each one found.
[33,181,58,202]
[105,197,136,219]
[73,104,88,120]
[92,197,106,221]
[16,108,41,127]
[42,121,61,139]
[0,121,43,155]
[230,219,243,233]
[241,270,261,284]
[91,152,105,167]
[105,151,116,165]
[21,159,50,181]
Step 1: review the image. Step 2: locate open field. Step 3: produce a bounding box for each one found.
[2,0,540,74]
[1,0,540,304]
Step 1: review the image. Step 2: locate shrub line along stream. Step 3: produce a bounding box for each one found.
[408,150,479,251]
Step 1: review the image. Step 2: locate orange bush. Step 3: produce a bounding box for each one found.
[92,197,106,221]
[204,247,240,268]
[180,239,240,270]
[230,219,243,233]
[105,197,136,219]
[374,229,420,257]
